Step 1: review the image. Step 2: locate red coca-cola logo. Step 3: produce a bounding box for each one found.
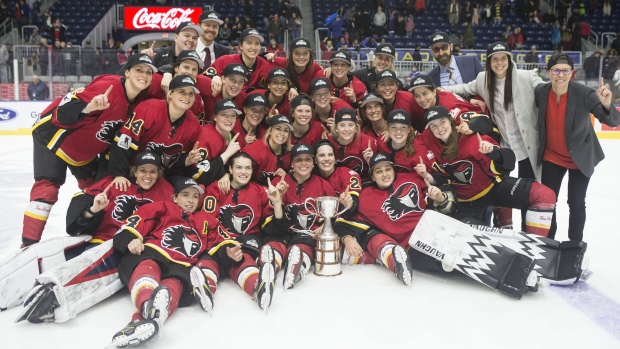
[124,7,202,31]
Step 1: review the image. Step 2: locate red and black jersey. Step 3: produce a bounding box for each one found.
[345,172,430,247]
[323,166,362,197]
[361,127,385,143]
[147,74,204,118]
[272,173,336,234]
[232,118,268,143]
[273,58,324,94]
[69,176,174,242]
[422,131,502,201]
[203,181,272,238]
[329,74,367,108]
[210,53,275,91]
[313,97,351,128]
[109,99,201,177]
[202,91,248,123]
[384,91,415,121]
[385,141,419,173]
[328,133,380,180]
[192,123,242,185]
[243,140,291,186]
[290,120,324,146]
[410,91,484,130]
[254,89,291,119]
[32,75,148,166]
[116,201,232,266]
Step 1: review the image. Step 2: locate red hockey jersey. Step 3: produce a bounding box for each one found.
[211,53,275,91]
[328,133,380,179]
[243,140,291,185]
[147,74,204,118]
[290,120,325,146]
[323,166,362,197]
[273,57,325,94]
[329,74,367,108]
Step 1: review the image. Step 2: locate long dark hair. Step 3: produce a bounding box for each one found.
[360,101,387,134]
[286,47,315,90]
[441,118,460,160]
[485,56,514,113]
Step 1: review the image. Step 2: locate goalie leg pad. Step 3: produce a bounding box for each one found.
[0,235,91,310]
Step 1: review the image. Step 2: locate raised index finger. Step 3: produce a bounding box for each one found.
[600,76,604,89]
[419,156,424,165]
[104,85,113,97]
[424,178,431,188]
[193,141,200,151]
[231,132,240,142]
[150,40,156,51]
[477,133,483,145]
[367,140,371,149]
[103,183,113,196]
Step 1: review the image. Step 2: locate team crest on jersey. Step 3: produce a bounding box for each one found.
[161,225,202,258]
[146,142,183,169]
[287,203,318,233]
[220,204,254,235]
[442,160,474,184]
[381,182,423,220]
[96,120,124,144]
[112,195,154,222]
[337,156,364,175]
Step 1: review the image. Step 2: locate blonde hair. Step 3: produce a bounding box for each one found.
[129,165,164,179]
[263,125,292,152]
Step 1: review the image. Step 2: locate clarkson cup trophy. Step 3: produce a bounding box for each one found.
[304,196,347,276]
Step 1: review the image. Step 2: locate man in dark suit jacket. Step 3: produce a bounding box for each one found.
[197,11,230,74]
[427,32,483,86]
[535,54,619,242]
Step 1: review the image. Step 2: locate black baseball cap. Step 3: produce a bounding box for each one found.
[487,42,511,58]
[267,67,290,82]
[173,176,204,195]
[290,37,312,52]
[429,32,450,47]
[244,93,267,107]
[368,152,393,173]
[239,28,265,43]
[360,92,384,107]
[387,109,411,125]
[291,142,314,159]
[309,78,331,95]
[199,11,224,25]
[269,114,294,130]
[125,53,158,73]
[290,93,312,110]
[375,43,395,57]
[425,106,451,127]
[376,70,399,84]
[408,74,435,92]
[134,151,162,168]
[330,50,351,65]
[169,74,199,93]
[214,98,242,115]
[223,63,248,81]
[334,108,356,124]
[547,53,574,70]
[313,139,334,154]
[176,50,204,70]
[175,21,204,36]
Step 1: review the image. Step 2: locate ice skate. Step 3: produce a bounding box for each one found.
[190,266,213,315]
[141,286,170,339]
[254,245,275,313]
[15,283,59,323]
[392,245,413,286]
[283,246,310,290]
[105,319,158,349]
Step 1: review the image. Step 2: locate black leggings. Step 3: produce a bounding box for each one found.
[541,161,591,242]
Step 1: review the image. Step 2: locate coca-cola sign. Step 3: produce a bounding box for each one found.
[124,7,202,31]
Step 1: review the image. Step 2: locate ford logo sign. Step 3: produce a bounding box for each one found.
[0,108,18,121]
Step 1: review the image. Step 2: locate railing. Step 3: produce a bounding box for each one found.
[83,5,117,48]
[21,25,39,44]
[0,18,17,44]
[315,28,329,58]
[589,30,599,47]
[602,32,617,49]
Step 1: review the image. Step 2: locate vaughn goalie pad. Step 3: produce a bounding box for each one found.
[409,210,538,299]
[466,224,588,285]
[0,235,91,310]
[30,240,122,323]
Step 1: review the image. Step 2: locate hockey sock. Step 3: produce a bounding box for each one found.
[526,183,556,237]
[229,254,260,297]
[366,234,398,272]
[492,207,513,228]
[265,242,286,272]
[23,179,60,245]
[195,259,219,294]
[129,260,161,311]
[160,278,182,317]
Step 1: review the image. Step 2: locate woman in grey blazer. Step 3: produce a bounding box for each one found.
[443,42,543,230]
[535,54,619,242]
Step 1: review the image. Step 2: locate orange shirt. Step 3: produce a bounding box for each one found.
[543,89,578,169]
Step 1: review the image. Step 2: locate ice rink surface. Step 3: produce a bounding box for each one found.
[0,136,619,349]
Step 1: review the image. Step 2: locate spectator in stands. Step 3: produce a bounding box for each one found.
[29,28,41,45]
[481,3,492,25]
[328,13,345,43]
[542,8,557,24]
[560,26,573,51]
[49,17,66,43]
[446,0,460,30]
[509,27,525,50]
[358,8,371,39]
[471,2,479,26]
[395,14,406,37]
[405,15,414,39]
[415,0,426,16]
[198,11,228,74]
[40,9,52,31]
[27,74,48,100]
[31,0,41,24]
[267,14,284,44]
[603,49,619,84]
[14,1,28,37]
[493,0,503,26]
[405,65,420,85]
[584,50,603,81]
[528,10,542,24]
[462,1,473,24]
[427,32,483,87]
[38,38,48,76]
[611,33,620,52]
[374,6,386,36]
[0,42,8,83]
[266,39,284,57]
[289,12,301,40]
[219,23,231,41]
[551,23,561,49]
[579,19,590,39]
[412,44,422,63]
[143,22,203,68]
[361,36,378,49]
[524,45,538,70]
[321,36,335,61]
[462,21,474,49]
[603,0,611,16]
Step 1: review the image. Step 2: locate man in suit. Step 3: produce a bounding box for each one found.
[197,11,230,73]
[535,54,619,242]
[427,31,483,87]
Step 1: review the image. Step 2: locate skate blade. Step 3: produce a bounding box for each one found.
[103,321,158,349]
[190,268,213,316]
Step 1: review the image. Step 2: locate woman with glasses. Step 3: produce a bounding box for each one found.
[534,54,619,241]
